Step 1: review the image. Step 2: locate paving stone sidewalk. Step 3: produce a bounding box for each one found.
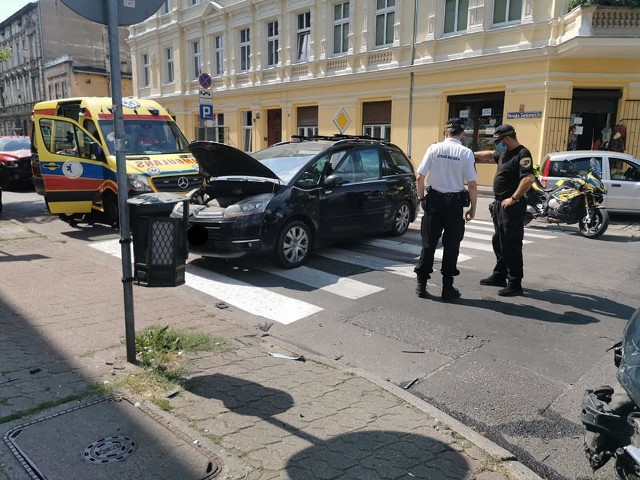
[0,218,541,479]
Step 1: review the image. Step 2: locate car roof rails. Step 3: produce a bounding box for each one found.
[290,134,388,144]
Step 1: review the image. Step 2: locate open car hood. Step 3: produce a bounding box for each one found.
[189,141,279,180]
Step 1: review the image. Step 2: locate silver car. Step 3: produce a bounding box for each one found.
[539,150,640,213]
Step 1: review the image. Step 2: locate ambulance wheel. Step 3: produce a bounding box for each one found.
[103,191,119,228]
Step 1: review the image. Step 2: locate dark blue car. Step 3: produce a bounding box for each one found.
[180,136,418,268]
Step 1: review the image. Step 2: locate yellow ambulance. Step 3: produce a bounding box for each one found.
[31,97,200,226]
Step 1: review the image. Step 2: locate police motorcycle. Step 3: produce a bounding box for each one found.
[581,306,640,479]
[523,159,609,238]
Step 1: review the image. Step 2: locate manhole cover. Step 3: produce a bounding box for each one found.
[82,436,136,464]
[3,396,222,479]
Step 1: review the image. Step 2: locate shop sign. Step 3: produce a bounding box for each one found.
[507,111,542,119]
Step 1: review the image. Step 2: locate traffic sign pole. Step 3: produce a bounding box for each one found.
[198,74,213,142]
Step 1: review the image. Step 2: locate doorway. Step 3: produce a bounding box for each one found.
[267,109,282,146]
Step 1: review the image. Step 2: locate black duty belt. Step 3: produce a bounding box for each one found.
[429,188,465,198]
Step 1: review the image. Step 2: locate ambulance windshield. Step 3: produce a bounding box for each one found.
[99,119,190,156]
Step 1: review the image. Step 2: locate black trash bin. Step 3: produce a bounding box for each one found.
[127,193,189,287]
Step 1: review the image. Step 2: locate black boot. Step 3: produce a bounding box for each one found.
[480,274,507,287]
[441,277,461,302]
[416,279,428,298]
[498,283,523,297]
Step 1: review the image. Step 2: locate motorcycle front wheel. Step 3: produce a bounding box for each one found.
[579,208,609,239]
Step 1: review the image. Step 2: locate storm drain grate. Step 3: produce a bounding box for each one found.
[82,435,136,464]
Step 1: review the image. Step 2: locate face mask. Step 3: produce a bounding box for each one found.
[495,142,507,153]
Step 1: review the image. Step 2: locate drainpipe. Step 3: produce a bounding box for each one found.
[407,0,419,159]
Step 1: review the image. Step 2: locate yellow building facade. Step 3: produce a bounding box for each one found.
[129,0,640,185]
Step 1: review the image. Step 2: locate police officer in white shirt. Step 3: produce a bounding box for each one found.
[414,118,478,301]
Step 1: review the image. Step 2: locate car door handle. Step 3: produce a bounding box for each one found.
[611,183,621,188]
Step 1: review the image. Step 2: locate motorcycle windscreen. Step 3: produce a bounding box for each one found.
[35,117,104,214]
[617,306,640,405]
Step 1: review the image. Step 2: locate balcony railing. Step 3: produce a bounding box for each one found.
[563,6,640,39]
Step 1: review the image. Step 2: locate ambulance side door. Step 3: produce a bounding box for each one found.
[34,115,105,215]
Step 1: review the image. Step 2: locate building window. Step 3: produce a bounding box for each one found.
[165,47,174,83]
[297,106,318,137]
[240,28,251,72]
[190,0,200,5]
[333,2,349,55]
[242,111,252,152]
[215,35,224,75]
[363,100,391,141]
[445,0,468,34]
[192,40,201,79]
[493,0,522,24]
[161,1,169,14]
[375,0,395,47]
[142,53,150,87]
[448,92,505,151]
[296,12,311,62]
[266,20,279,67]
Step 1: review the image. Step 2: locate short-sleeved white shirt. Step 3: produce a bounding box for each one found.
[416,138,477,193]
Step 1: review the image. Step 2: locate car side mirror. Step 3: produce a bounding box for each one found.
[324,174,347,188]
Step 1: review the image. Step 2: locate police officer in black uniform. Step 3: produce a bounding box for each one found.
[475,124,535,296]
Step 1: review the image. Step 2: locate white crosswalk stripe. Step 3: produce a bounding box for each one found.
[88,219,557,324]
[89,240,323,324]
[261,265,384,299]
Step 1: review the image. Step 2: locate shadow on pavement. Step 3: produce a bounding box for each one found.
[0,254,220,479]
[185,373,473,479]
[455,287,634,325]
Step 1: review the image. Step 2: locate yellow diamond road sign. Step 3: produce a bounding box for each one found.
[333,107,351,133]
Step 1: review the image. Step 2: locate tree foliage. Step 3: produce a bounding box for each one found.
[569,0,640,9]
[0,47,11,62]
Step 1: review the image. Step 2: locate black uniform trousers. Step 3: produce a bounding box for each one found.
[489,198,526,284]
[414,192,465,284]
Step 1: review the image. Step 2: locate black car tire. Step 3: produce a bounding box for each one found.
[390,201,412,236]
[102,191,119,228]
[275,220,312,268]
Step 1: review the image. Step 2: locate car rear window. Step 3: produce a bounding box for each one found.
[550,156,602,177]
[383,149,413,176]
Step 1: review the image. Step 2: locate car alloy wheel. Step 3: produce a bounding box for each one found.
[276,220,312,268]
[391,201,411,236]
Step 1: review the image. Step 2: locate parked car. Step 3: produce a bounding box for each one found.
[0,136,32,189]
[179,136,419,268]
[539,150,640,213]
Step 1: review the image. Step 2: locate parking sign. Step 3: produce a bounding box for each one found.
[200,104,213,120]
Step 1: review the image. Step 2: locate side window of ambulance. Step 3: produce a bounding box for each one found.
[39,119,53,152]
[54,121,81,157]
[38,119,81,158]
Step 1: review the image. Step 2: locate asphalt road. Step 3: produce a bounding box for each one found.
[2,186,640,480]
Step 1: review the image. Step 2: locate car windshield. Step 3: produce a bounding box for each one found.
[0,138,29,150]
[253,142,328,183]
[99,119,190,156]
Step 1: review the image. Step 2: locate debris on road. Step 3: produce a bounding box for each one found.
[268,352,305,362]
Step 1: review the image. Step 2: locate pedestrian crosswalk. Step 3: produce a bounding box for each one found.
[89,220,556,324]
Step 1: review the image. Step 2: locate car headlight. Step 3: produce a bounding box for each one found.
[127,174,153,193]
[223,194,273,219]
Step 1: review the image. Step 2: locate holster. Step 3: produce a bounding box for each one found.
[461,190,471,207]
